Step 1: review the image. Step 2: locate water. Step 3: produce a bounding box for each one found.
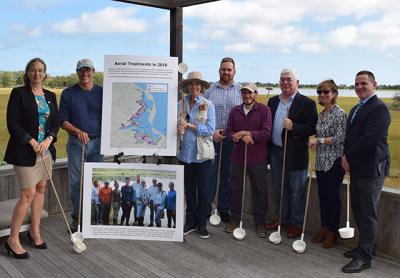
[258,87,396,99]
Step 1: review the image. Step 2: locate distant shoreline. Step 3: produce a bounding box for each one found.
[258,87,397,98]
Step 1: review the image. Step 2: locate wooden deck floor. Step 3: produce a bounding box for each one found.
[0,213,399,278]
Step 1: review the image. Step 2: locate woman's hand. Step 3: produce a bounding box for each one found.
[308,138,317,151]
[178,125,185,135]
[35,137,52,155]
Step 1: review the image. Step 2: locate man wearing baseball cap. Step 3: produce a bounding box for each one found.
[224,82,272,238]
[59,58,103,232]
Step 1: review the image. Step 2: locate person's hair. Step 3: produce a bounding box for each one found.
[280,68,299,81]
[316,79,339,106]
[93,179,99,187]
[169,182,174,187]
[125,177,130,181]
[219,57,235,68]
[356,70,375,82]
[24,57,47,86]
[157,182,163,187]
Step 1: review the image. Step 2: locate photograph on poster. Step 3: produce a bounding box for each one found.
[101,55,178,156]
[82,163,184,242]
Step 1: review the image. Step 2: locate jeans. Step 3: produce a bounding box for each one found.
[112,201,121,224]
[136,204,146,218]
[316,158,344,232]
[180,159,212,228]
[167,209,176,228]
[155,208,164,227]
[208,140,234,214]
[120,201,133,225]
[101,203,111,225]
[270,144,307,226]
[149,201,155,224]
[91,200,100,224]
[67,135,103,220]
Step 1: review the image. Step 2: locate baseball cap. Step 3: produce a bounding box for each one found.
[241,82,258,93]
[76,58,94,70]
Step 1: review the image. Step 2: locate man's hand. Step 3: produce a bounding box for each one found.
[213,129,225,143]
[341,156,350,173]
[76,130,90,144]
[241,134,254,145]
[232,131,243,142]
[282,117,293,130]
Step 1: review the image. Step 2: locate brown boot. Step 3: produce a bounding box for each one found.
[311,227,328,244]
[322,230,337,249]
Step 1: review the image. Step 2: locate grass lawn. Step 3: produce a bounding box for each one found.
[0,88,398,188]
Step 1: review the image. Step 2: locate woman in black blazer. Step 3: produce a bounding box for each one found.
[4,58,59,259]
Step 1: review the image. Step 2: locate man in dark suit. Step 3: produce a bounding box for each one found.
[267,69,317,238]
[341,71,391,273]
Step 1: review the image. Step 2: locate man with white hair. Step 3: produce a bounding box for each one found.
[267,69,317,238]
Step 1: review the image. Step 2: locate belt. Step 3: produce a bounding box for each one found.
[89,135,100,140]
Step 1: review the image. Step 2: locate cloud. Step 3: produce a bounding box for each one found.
[185,42,203,50]
[184,0,400,54]
[51,6,147,34]
[224,43,256,53]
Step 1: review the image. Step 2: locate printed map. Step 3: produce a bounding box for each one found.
[111,82,168,149]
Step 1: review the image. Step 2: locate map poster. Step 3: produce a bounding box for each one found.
[101,55,178,156]
[82,162,184,242]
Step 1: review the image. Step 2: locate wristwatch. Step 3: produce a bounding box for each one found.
[318,137,325,144]
[48,135,54,141]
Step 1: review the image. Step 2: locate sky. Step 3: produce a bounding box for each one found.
[1,0,400,85]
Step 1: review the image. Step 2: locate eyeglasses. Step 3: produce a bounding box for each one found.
[317,90,332,95]
[77,67,93,73]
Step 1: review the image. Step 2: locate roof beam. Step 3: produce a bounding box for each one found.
[113,0,173,9]
[113,0,220,9]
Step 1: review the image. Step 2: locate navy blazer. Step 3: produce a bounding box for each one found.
[268,93,317,170]
[344,95,390,178]
[4,85,60,166]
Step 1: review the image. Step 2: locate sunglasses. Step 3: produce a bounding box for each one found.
[317,90,332,95]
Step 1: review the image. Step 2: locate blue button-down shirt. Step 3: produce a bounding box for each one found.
[148,185,158,202]
[177,95,216,163]
[204,81,241,130]
[271,92,297,146]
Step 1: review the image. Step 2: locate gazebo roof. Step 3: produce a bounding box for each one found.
[113,0,220,9]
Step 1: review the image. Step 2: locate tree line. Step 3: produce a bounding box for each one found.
[0,71,104,88]
[1,70,400,90]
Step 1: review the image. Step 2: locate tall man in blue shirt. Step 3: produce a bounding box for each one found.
[59,58,103,232]
[204,57,242,223]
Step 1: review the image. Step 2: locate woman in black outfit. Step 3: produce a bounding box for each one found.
[4,58,59,259]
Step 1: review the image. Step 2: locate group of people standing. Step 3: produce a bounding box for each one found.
[177,57,390,274]
[3,56,391,274]
[91,176,176,228]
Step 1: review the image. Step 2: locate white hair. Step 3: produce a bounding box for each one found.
[280,68,299,81]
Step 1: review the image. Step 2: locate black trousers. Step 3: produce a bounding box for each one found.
[121,201,133,225]
[316,158,344,233]
[350,174,385,261]
[230,162,268,226]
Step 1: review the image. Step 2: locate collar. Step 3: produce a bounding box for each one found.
[216,80,238,89]
[279,91,298,103]
[360,93,376,105]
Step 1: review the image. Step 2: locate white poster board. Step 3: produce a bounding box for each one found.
[101,55,178,156]
[82,163,184,242]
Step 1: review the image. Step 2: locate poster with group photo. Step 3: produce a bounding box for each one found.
[101,54,178,156]
[82,163,184,242]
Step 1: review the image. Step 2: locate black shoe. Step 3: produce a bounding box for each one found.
[27,232,47,249]
[183,224,197,235]
[148,223,154,227]
[342,258,371,273]
[5,242,30,259]
[220,212,231,223]
[198,226,210,239]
